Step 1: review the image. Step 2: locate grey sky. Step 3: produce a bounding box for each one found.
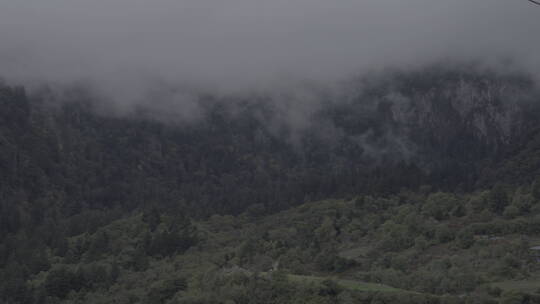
[0,0,539,94]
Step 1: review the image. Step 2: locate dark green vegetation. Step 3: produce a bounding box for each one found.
[3,65,540,303]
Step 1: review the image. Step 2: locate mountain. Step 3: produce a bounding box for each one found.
[1,64,540,303]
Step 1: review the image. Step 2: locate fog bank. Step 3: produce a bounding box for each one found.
[0,0,539,99]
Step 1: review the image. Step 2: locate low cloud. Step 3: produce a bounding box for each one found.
[0,0,539,98]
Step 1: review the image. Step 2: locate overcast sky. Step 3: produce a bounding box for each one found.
[0,0,539,94]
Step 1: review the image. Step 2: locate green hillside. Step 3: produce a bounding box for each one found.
[12,189,540,304]
[2,66,540,304]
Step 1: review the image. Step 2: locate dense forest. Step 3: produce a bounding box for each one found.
[3,65,540,303]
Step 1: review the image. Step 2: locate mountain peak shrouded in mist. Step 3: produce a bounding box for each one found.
[1,65,540,304]
[5,2,540,304]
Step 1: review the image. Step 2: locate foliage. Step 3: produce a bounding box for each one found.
[1,67,540,303]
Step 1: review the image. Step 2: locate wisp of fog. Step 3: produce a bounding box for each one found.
[0,0,539,102]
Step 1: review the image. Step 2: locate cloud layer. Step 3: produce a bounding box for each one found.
[0,0,539,96]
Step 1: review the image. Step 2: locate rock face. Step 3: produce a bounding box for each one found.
[403,76,523,148]
[0,64,537,220]
[337,66,535,165]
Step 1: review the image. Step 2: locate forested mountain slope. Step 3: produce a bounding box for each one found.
[2,64,540,303]
[12,190,540,304]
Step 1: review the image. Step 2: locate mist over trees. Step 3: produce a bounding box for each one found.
[0,1,540,301]
[0,64,540,298]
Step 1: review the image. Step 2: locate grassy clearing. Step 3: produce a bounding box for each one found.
[492,279,540,293]
[287,274,403,293]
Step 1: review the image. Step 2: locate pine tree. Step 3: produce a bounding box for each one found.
[532,178,540,201]
[142,206,161,231]
[488,183,509,215]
